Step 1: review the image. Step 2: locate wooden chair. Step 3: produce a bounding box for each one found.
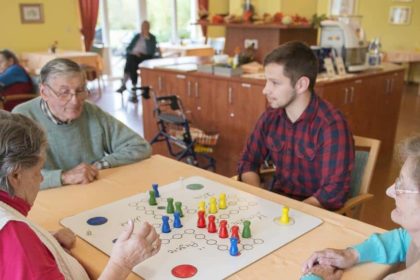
[0,93,37,111]
[233,135,381,219]
[337,135,380,218]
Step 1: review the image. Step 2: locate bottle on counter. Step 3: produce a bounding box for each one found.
[232,47,240,69]
[368,37,381,66]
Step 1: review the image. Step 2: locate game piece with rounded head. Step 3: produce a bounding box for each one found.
[152,183,160,198]
[167,197,175,214]
[219,193,227,209]
[148,190,157,206]
[175,201,184,217]
[280,206,290,224]
[231,225,240,243]
[198,200,206,213]
[197,210,206,228]
[207,215,217,233]
[229,237,239,256]
[242,220,251,238]
[209,197,218,214]
[219,220,229,238]
[162,215,171,233]
[173,211,183,228]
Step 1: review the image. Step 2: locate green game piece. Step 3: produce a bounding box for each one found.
[242,220,251,238]
[175,201,184,217]
[166,197,175,214]
[148,190,157,206]
[186,183,204,190]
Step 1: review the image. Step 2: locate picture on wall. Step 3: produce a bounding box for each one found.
[330,0,356,16]
[20,3,44,24]
[389,6,412,25]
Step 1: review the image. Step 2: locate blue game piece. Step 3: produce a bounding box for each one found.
[152,183,160,198]
[173,211,183,228]
[229,237,239,256]
[162,215,171,233]
[87,216,108,226]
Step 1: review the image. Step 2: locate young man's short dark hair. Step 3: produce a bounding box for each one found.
[264,41,318,92]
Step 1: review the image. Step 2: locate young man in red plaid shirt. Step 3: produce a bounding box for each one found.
[238,41,354,210]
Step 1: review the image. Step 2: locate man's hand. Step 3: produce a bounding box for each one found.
[61,163,99,185]
[53,228,76,250]
[302,248,359,273]
[240,171,261,187]
[303,265,344,280]
[303,196,322,208]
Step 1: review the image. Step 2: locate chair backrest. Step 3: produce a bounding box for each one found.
[349,135,381,198]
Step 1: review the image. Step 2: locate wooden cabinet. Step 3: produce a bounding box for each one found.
[211,80,266,175]
[370,71,404,154]
[316,69,404,156]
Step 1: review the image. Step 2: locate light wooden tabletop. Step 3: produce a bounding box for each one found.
[21,51,102,74]
[29,155,393,279]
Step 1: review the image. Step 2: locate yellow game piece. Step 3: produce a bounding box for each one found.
[219,193,227,209]
[280,206,290,224]
[209,197,218,214]
[198,200,206,213]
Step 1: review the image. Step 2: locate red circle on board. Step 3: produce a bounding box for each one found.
[171,264,198,278]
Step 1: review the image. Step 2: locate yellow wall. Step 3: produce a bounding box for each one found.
[208,0,229,37]
[1,0,83,56]
[281,0,317,19]
[357,1,420,81]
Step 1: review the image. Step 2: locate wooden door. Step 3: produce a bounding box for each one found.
[318,81,354,131]
[211,80,266,176]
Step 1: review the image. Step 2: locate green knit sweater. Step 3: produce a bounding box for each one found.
[13,97,152,189]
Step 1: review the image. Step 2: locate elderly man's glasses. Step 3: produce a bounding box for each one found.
[45,84,90,102]
[394,176,420,195]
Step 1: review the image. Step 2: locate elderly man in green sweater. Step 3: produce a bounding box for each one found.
[13,58,151,189]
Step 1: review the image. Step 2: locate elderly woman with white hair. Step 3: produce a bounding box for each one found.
[301,136,420,280]
[0,110,161,279]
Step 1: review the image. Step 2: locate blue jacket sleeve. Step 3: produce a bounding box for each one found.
[352,228,411,264]
[0,65,30,86]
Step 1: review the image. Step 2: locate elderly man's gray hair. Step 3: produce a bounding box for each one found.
[40,58,84,84]
[0,110,47,195]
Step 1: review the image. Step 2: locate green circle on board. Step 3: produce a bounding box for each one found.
[186,183,204,190]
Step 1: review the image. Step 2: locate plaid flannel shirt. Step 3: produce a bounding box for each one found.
[238,93,354,210]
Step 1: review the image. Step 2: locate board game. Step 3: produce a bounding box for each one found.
[61,176,323,279]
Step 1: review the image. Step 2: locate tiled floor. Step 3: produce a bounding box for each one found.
[91,80,420,230]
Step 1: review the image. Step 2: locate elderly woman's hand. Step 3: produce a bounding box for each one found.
[303,265,344,280]
[53,228,76,250]
[109,220,161,273]
[302,248,359,274]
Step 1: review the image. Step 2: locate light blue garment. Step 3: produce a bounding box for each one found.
[300,228,411,280]
[353,228,410,264]
[0,64,30,87]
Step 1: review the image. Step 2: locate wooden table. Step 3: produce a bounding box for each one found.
[386,50,420,87]
[29,155,393,279]
[160,43,214,57]
[21,51,103,75]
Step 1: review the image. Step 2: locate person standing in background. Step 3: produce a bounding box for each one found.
[116,20,159,94]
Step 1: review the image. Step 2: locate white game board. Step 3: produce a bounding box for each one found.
[61,176,322,279]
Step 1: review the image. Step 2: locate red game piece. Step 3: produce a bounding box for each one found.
[219,220,229,238]
[197,210,206,228]
[171,264,198,278]
[207,215,217,233]
[231,225,240,243]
